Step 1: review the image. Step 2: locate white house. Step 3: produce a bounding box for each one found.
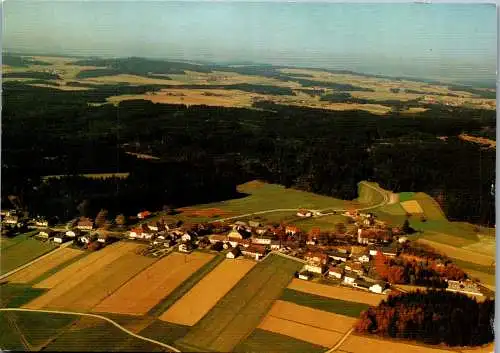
[226,247,241,259]
[181,233,192,242]
[179,243,192,253]
[369,283,384,294]
[227,230,243,239]
[328,266,343,279]
[343,272,357,285]
[66,230,78,238]
[304,264,324,274]
[298,272,311,280]
[358,254,370,263]
[35,219,49,228]
[255,227,268,236]
[270,240,281,250]
[296,210,312,218]
[252,237,272,245]
[148,223,159,232]
[368,247,378,256]
[38,230,54,239]
[53,234,66,244]
[78,235,91,244]
[5,215,19,225]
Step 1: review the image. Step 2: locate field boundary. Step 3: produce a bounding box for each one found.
[0,308,180,352]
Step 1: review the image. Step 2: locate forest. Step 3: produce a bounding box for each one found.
[1,80,495,225]
[355,290,494,347]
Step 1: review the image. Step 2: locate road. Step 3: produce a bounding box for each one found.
[325,328,354,352]
[0,240,74,281]
[0,308,180,352]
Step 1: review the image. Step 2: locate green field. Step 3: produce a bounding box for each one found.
[1,236,57,275]
[280,288,370,318]
[149,252,226,316]
[356,181,386,206]
[292,214,351,232]
[398,192,415,202]
[0,284,47,308]
[233,328,325,353]
[139,320,191,346]
[176,254,303,352]
[30,251,90,285]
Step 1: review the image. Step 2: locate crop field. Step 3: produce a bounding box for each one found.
[159,258,256,326]
[234,328,325,353]
[1,237,57,275]
[93,251,213,315]
[0,284,46,308]
[416,238,495,267]
[293,214,351,232]
[42,172,130,182]
[138,320,191,345]
[339,334,456,353]
[412,193,447,220]
[176,254,302,352]
[25,242,146,310]
[400,200,424,214]
[6,248,84,284]
[287,279,385,306]
[257,300,356,347]
[280,288,371,317]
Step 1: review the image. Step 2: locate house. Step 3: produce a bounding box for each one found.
[53,233,68,244]
[304,263,325,274]
[228,229,244,239]
[137,211,152,219]
[369,283,385,294]
[358,254,370,263]
[78,234,92,244]
[129,228,153,240]
[381,247,398,257]
[328,266,343,279]
[446,280,483,296]
[241,244,267,261]
[252,236,272,245]
[65,229,81,238]
[76,217,94,231]
[235,221,248,227]
[357,228,369,244]
[353,279,371,291]
[398,236,409,244]
[345,261,364,276]
[270,240,282,250]
[368,246,378,256]
[328,250,349,262]
[97,234,109,244]
[228,237,251,248]
[152,237,169,246]
[298,272,311,281]
[343,271,357,285]
[226,247,242,259]
[181,233,192,243]
[304,251,328,265]
[4,215,19,225]
[35,218,49,228]
[38,229,55,239]
[209,234,228,244]
[148,222,159,232]
[285,225,300,236]
[179,243,192,253]
[296,209,312,218]
[248,220,261,228]
[255,227,269,236]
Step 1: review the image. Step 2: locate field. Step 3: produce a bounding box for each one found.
[93,251,213,315]
[458,134,496,149]
[0,284,46,308]
[257,300,357,348]
[159,258,256,326]
[42,172,130,182]
[234,328,325,353]
[339,334,458,353]
[6,248,84,284]
[287,278,385,306]
[24,242,154,311]
[400,200,424,214]
[280,288,371,317]
[138,320,191,345]
[176,254,302,352]
[416,238,495,267]
[1,236,57,275]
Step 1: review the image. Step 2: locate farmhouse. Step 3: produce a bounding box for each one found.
[304,251,328,265]
[241,244,267,260]
[304,263,325,274]
[228,237,251,248]
[446,280,483,296]
[137,210,152,219]
[4,215,19,225]
[76,217,94,231]
[328,250,349,262]
[343,271,357,285]
[345,261,364,275]
[358,254,370,263]
[328,266,343,279]
[252,236,272,245]
[38,229,55,239]
[369,283,385,294]
[226,247,242,259]
[296,209,312,218]
[248,220,262,228]
[53,233,68,244]
[285,225,300,236]
[209,234,228,244]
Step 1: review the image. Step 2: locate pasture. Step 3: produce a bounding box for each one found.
[416,238,495,266]
[234,329,325,353]
[1,236,57,275]
[159,258,255,326]
[93,251,213,315]
[280,288,371,317]
[7,248,83,284]
[287,278,385,306]
[257,300,356,348]
[176,254,302,352]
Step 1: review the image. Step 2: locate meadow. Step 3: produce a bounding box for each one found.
[234,328,325,353]
[176,254,302,352]
[1,235,57,275]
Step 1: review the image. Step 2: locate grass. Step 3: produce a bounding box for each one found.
[0,231,39,250]
[139,320,191,345]
[356,182,386,206]
[0,312,29,351]
[175,254,303,352]
[410,221,479,243]
[1,237,57,275]
[233,328,325,353]
[398,192,415,202]
[149,252,226,316]
[0,283,47,308]
[280,288,370,318]
[292,214,352,232]
[29,251,90,285]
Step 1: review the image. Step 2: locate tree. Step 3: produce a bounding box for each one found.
[402,219,414,234]
[115,214,126,227]
[95,209,109,228]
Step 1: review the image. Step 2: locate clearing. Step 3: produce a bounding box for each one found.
[159,258,256,326]
[176,254,302,352]
[93,251,213,315]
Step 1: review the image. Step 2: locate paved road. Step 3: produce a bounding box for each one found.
[0,241,74,281]
[0,308,180,352]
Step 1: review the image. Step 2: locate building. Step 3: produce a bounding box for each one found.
[298,272,311,281]
[398,236,409,244]
[304,251,328,265]
[296,209,312,218]
[65,229,82,238]
[345,261,364,276]
[353,279,371,291]
[255,227,269,236]
[285,225,300,236]
[369,283,385,294]
[97,234,109,244]
[343,271,357,285]
[252,236,272,245]
[181,233,192,243]
[304,263,324,274]
[248,220,261,228]
[78,234,92,244]
[368,246,378,256]
[270,240,281,250]
[226,247,242,259]
[137,211,152,219]
[358,254,370,263]
[76,217,94,231]
[38,230,55,239]
[4,215,19,225]
[209,234,228,244]
[228,237,251,248]
[241,244,267,261]
[328,266,343,279]
[328,250,349,263]
[446,280,483,296]
[129,228,153,240]
[148,222,159,232]
[227,230,243,239]
[35,218,49,228]
[357,228,370,244]
[53,233,68,244]
[179,243,193,253]
[381,247,398,257]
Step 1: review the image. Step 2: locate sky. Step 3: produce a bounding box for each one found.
[2,1,497,85]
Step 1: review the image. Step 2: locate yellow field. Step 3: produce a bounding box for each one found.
[288,278,385,306]
[7,248,83,284]
[159,258,255,326]
[459,134,496,149]
[24,243,148,310]
[93,251,214,315]
[459,343,495,353]
[340,335,456,353]
[81,73,184,86]
[416,239,495,266]
[400,200,424,214]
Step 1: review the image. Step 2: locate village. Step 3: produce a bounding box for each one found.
[0,207,485,299]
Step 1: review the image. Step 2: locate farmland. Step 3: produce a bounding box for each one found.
[257,300,357,347]
[287,278,385,306]
[6,248,84,284]
[0,284,46,308]
[159,258,256,326]
[1,235,57,275]
[176,254,302,352]
[339,334,457,353]
[234,329,325,353]
[93,251,213,315]
[416,238,495,266]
